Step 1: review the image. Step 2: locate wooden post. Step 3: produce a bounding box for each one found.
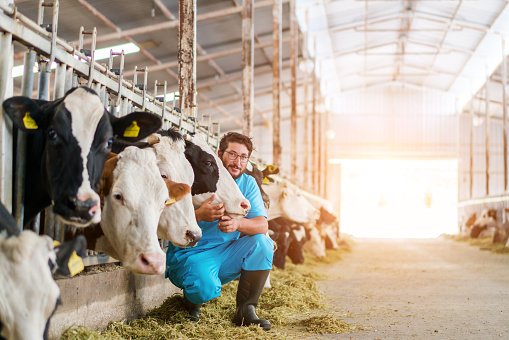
[485,79,490,196]
[242,0,254,137]
[290,0,298,182]
[312,40,318,193]
[179,0,197,119]
[272,0,282,167]
[502,36,508,191]
[469,98,474,199]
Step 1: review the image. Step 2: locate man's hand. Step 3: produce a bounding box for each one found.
[217,215,240,233]
[195,195,225,222]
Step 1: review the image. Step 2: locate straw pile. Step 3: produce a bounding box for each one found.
[60,239,357,339]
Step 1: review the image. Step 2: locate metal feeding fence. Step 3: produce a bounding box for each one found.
[0,0,220,266]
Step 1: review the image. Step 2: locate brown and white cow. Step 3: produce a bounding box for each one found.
[70,146,173,275]
[470,208,498,239]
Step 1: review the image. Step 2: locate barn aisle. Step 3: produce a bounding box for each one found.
[309,238,509,339]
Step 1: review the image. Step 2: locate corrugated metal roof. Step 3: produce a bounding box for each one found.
[9,0,509,132]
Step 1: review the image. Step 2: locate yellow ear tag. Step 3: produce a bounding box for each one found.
[67,251,85,276]
[23,112,38,130]
[267,165,278,172]
[262,177,271,184]
[53,240,61,247]
[165,198,177,206]
[123,121,140,138]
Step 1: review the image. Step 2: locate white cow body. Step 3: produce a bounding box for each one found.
[98,147,169,275]
[151,133,202,247]
[0,231,60,340]
[264,180,320,224]
[187,134,250,218]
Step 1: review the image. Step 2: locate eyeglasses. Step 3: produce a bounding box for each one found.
[223,150,249,163]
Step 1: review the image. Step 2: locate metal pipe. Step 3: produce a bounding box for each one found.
[13,51,35,229]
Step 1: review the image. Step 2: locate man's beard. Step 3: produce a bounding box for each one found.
[228,164,244,179]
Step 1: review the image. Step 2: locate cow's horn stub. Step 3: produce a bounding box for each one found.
[147,134,160,145]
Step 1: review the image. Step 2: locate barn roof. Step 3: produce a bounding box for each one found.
[10,0,509,131]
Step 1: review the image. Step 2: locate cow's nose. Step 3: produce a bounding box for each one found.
[185,230,202,247]
[136,253,165,275]
[70,196,99,217]
[241,199,251,215]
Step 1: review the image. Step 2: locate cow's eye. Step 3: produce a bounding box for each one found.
[48,129,58,141]
[114,193,123,201]
[161,174,167,179]
[105,138,113,149]
[205,161,212,166]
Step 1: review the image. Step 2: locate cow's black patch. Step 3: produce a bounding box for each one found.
[184,140,219,196]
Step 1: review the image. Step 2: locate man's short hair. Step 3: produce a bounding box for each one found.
[219,132,254,156]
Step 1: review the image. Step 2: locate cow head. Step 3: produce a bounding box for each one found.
[150,131,202,247]
[0,202,86,340]
[183,134,250,219]
[98,147,169,275]
[2,87,162,227]
[264,180,319,224]
[245,163,271,209]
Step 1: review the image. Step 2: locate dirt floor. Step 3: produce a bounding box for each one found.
[302,237,509,340]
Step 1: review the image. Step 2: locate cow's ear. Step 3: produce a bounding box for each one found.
[2,96,49,132]
[110,111,162,142]
[262,165,279,177]
[99,154,119,197]
[53,235,86,277]
[165,179,191,204]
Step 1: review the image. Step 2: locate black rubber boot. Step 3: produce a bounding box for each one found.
[183,295,202,322]
[232,270,271,331]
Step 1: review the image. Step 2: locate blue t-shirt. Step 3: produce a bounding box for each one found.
[166,172,267,262]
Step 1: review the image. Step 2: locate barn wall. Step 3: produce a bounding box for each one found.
[251,85,457,184]
[49,268,180,339]
[327,86,458,160]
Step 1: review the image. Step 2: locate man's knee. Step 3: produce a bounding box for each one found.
[183,275,221,304]
[251,233,274,257]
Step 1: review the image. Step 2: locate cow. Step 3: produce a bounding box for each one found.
[182,133,250,218]
[303,222,326,258]
[264,179,320,224]
[460,212,477,236]
[147,131,202,246]
[116,130,251,220]
[268,217,308,269]
[2,87,162,227]
[316,207,340,250]
[245,163,279,210]
[69,146,173,275]
[493,208,509,245]
[0,202,86,340]
[470,208,497,239]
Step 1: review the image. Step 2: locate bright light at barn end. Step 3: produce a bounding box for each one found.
[12,42,140,78]
[333,158,458,239]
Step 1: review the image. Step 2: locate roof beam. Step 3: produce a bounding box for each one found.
[77,0,289,46]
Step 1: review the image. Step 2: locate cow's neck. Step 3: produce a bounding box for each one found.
[23,132,51,226]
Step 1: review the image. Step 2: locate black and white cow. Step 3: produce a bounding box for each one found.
[2,87,162,227]
[181,133,250,217]
[0,202,86,340]
[268,217,307,269]
[245,163,279,210]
